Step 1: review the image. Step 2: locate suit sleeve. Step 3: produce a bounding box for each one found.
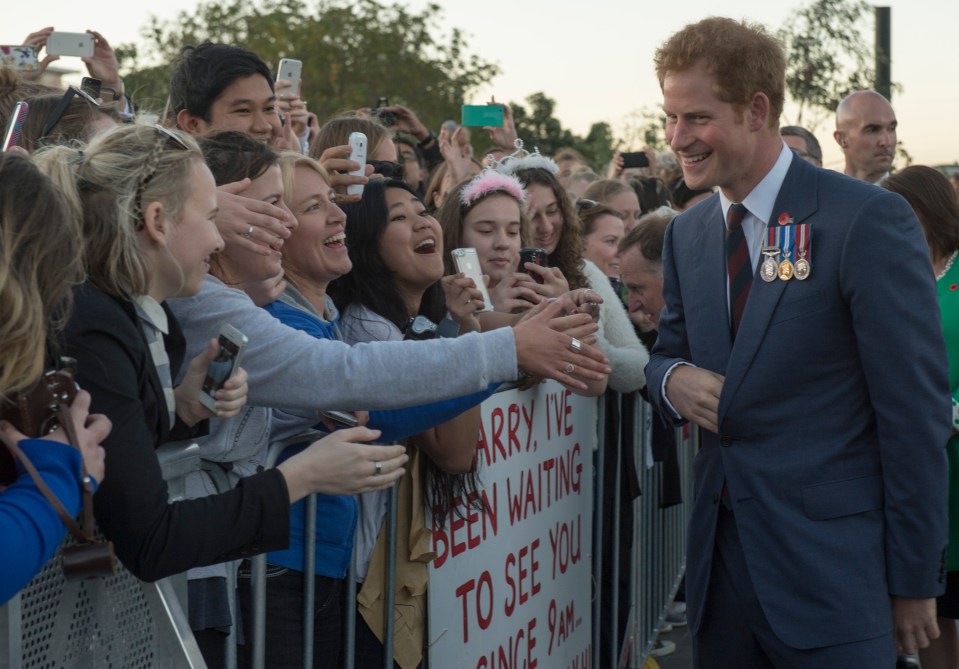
[644,218,694,425]
[841,190,950,597]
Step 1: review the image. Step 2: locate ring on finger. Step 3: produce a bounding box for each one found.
[245,225,254,238]
[569,337,582,354]
[564,363,575,374]
[373,460,382,476]
[465,297,471,305]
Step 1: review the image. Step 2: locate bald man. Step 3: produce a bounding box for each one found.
[834,90,898,184]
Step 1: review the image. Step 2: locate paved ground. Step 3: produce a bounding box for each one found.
[650,624,693,669]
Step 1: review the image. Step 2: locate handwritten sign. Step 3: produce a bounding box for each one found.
[429,382,596,668]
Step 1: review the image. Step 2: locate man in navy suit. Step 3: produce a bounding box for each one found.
[644,17,950,666]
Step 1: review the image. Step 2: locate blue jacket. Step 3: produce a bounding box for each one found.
[1,439,85,604]
[263,298,496,578]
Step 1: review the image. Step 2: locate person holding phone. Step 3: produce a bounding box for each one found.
[175,133,607,664]
[505,159,649,393]
[0,152,110,605]
[34,125,403,593]
[437,170,542,314]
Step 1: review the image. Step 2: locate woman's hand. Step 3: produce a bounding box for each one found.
[512,299,610,390]
[316,144,373,205]
[174,338,250,425]
[441,273,485,333]
[216,180,292,256]
[0,389,111,484]
[557,287,603,323]
[523,263,570,299]
[439,126,477,183]
[278,427,408,502]
[80,30,122,99]
[549,312,599,346]
[19,27,59,80]
[482,99,518,151]
[489,273,541,314]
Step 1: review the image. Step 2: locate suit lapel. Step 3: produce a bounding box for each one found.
[717,159,820,424]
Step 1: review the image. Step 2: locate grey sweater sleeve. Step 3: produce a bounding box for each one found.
[582,259,649,393]
[167,275,517,411]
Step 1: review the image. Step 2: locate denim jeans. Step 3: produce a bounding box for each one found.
[236,564,344,669]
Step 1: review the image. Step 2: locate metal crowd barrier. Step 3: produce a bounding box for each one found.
[1,389,696,669]
[0,441,208,668]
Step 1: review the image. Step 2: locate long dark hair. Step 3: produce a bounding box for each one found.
[331,178,482,514]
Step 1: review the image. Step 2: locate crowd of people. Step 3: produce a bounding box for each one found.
[1,15,958,669]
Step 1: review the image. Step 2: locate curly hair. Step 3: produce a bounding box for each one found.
[654,17,786,128]
[0,153,83,398]
[513,167,588,289]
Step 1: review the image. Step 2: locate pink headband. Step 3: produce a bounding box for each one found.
[459,170,527,208]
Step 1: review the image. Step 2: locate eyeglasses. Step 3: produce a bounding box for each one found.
[575,198,599,213]
[40,86,101,138]
[133,125,192,227]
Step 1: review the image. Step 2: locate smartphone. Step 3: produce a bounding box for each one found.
[81,77,101,100]
[346,131,368,197]
[2,101,28,151]
[451,248,493,312]
[372,97,396,127]
[0,45,39,71]
[199,325,248,413]
[518,247,547,285]
[319,410,359,428]
[276,58,302,87]
[461,104,504,127]
[621,151,650,169]
[45,32,95,58]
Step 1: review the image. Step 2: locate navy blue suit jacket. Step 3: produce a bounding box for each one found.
[645,155,950,649]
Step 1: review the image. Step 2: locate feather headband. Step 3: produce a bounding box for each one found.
[459,169,527,207]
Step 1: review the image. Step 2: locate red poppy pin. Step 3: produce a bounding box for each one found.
[778,212,794,226]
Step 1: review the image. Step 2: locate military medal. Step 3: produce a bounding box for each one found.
[794,223,811,280]
[778,255,794,281]
[776,224,794,281]
[761,246,779,282]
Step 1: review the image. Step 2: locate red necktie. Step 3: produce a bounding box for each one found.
[725,203,751,338]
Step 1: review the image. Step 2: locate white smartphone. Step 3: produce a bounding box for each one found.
[451,248,493,312]
[276,58,302,87]
[199,325,248,413]
[45,32,95,58]
[346,131,367,197]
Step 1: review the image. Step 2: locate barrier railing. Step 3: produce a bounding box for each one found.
[0,442,208,668]
[1,386,695,669]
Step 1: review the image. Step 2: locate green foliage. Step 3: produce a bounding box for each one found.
[506,92,614,172]
[776,0,876,128]
[117,0,499,129]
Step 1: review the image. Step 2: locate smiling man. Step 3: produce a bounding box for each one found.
[645,17,949,668]
[834,90,898,184]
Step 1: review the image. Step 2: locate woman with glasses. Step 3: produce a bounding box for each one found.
[32,125,400,590]
[0,152,110,605]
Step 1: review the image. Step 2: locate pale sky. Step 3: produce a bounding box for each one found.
[7,0,959,170]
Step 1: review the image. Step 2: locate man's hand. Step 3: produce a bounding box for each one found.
[892,597,939,654]
[664,365,724,433]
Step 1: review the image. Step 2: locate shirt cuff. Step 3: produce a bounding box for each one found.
[661,361,695,421]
